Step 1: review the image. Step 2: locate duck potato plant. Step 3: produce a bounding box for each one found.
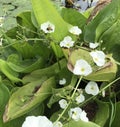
[0,0,120,127]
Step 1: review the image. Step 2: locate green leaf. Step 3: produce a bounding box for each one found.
[68,49,117,81]
[31,0,69,42]
[84,0,120,42]
[61,8,87,29]
[7,57,44,73]
[0,81,10,111]
[110,102,120,127]
[23,58,67,83]
[51,42,63,58]
[3,77,56,122]
[63,120,100,127]
[17,11,36,38]
[0,59,21,82]
[12,41,35,59]
[93,100,109,127]
[100,20,120,62]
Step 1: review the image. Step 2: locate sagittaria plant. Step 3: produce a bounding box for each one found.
[0,0,120,127]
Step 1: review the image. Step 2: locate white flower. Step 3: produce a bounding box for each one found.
[59,99,68,109]
[59,78,66,85]
[89,42,99,49]
[73,59,92,76]
[60,36,74,48]
[69,26,82,35]
[0,16,4,27]
[68,107,82,121]
[40,21,55,33]
[80,110,89,122]
[53,121,63,127]
[75,93,85,104]
[22,116,53,127]
[85,81,99,96]
[102,90,105,97]
[90,50,106,66]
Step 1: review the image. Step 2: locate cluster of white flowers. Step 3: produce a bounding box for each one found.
[22,116,63,127]
[59,78,66,85]
[60,26,82,48]
[68,107,89,122]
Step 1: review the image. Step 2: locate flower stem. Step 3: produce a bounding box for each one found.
[79,77,120,107]
[56,76,83,122]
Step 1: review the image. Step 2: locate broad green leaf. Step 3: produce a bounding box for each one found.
[61,8,87,29]
[17,11,36,38]
[23,58,67,83]
[1,104,44,127]
[100,20,120,62]
[68,49,117,81]
[31,0,69,42]
[17,11,35,30]
[63,120,100,127]
[0,81,10,111]
[93,100,109,127]
[7,57,44,73]
[0,59,21,82]
[3,77,56,122]
[84,0,120,42]
[12,41,35,59]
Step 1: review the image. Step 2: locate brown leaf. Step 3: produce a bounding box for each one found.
[87,0,112,23]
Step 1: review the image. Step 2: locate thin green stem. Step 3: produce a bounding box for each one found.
[79,77,120,107]
[56,76,83,122]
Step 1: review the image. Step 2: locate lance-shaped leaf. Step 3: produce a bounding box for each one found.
[67,49,117,81]
[31,0,69,42]
[84,0,120,42]
[3,76,56,122]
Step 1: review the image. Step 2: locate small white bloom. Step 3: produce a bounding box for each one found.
[53,121,63,127]
[80,110,89,122]
[69,26,82,35]
[73,59,92,76]
[22,116,53,127]
[0,16,4,27]
[90,50,106,66]
[76,93,85,104]
[102,90,105,97]
[68,107,82,121]
[41,21,55,33]
[59,78,66,85]
[60,36,74,48]
[89,42,99,49]
[85,81,99,96]
[59,99,68,109]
